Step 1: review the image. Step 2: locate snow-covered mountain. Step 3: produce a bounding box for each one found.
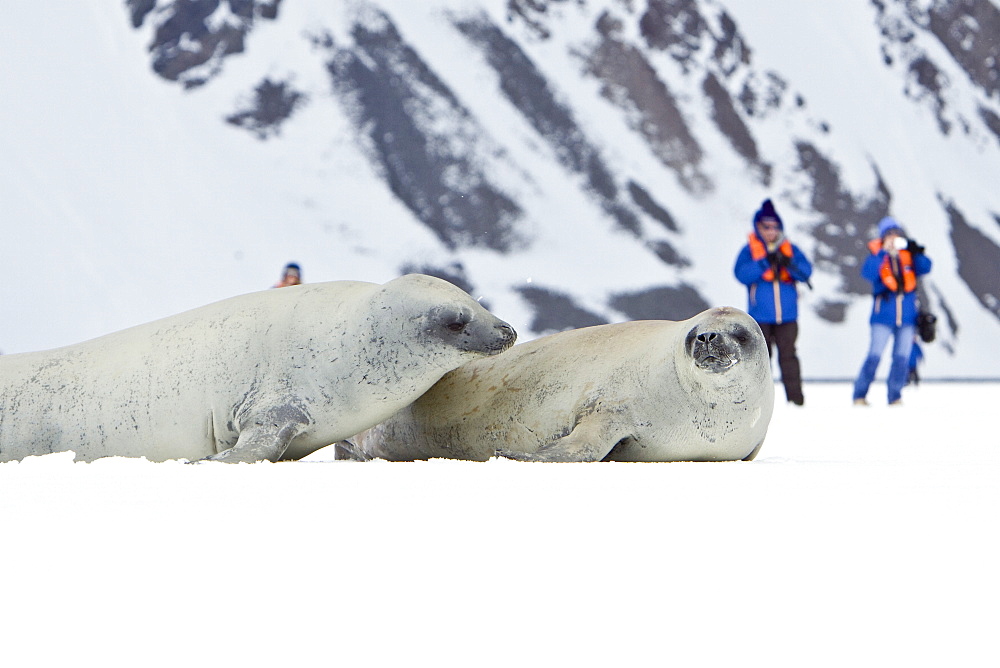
[3,0,999,379]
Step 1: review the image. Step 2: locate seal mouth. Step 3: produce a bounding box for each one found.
[695,353,737,372]
[485,324,518,355]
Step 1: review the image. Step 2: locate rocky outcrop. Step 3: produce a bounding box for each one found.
[321,10,525,253]
[945,198,1000,323]
[225,78,305,139]
[796,142,891,299]
[873,0,1000,141]
[610,284,711,322]
[453,13,644,238]
[127,0,283,89]
[515,285,609,334]
[588,11,710,195]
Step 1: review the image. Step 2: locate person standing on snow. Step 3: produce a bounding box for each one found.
[734,199,813,406]
[272,262,302,288]
[852,217,932,406]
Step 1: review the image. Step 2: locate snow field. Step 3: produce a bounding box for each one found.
[1,382,995,666]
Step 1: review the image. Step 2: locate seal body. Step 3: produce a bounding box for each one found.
[0,274,516,463]
[345,307,773,462]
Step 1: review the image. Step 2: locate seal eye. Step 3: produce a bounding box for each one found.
[684,327,698,355]
[428,305,472,336]
[732,326,751,346]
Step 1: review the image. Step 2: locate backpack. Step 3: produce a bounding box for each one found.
[916,309,937,343]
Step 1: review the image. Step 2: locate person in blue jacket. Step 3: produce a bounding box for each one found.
[852,217,932,406]
[734,199,813,406]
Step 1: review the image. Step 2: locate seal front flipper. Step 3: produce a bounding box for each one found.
[201,405,310,463]
[497,415,626,463]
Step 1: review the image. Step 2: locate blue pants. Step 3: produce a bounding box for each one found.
[853,323,916,403]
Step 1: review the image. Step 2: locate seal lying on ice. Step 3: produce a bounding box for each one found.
[0,274,516,463]
[340,307,773,462]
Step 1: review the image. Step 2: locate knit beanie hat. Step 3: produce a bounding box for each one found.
[877,216,903,238]
[753,199,783,230]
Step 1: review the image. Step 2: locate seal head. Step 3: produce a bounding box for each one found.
[423,303,516,355]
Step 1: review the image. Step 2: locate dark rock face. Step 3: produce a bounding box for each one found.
[796,141,890,298]
[126,0,157,28]
[610,284,711,322]
[702,71,771,185]
[638,0,770,185]
[737,70,790,119]
[925,0,1000,100]
[907,55,952,135]
[639,0,750,77]
[640,0,708,62]
[451,8,706,335]
[873,0,1000,141]
[504,0,577,40]
[128,0,284,89]
[322,11,525,253]
[627,181,679,233]
[945,198,1000,324]
[646,239,691,269]
[589,11,710,194]
[515,285,608,334]
[225,78,305,139]
[980,106,1000,147]
[814,300,849,324]
[452,13,642,237]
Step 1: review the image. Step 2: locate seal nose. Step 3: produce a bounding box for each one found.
[495,323,518,352]
[697,332,719,345]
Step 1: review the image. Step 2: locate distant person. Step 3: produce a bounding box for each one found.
[273,262,302,288]
[852,217,932,406]
[734,199,813,406]
[907,340,924,386]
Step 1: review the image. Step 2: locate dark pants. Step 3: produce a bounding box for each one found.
[757,321,803,405]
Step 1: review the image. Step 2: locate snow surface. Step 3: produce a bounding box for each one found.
[2,382,996,667]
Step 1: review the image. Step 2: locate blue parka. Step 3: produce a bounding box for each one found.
[861,246,932,328]
[734,237,812,324]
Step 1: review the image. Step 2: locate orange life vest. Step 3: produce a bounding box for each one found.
[748,234,793,283]
[868,239,916,293]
